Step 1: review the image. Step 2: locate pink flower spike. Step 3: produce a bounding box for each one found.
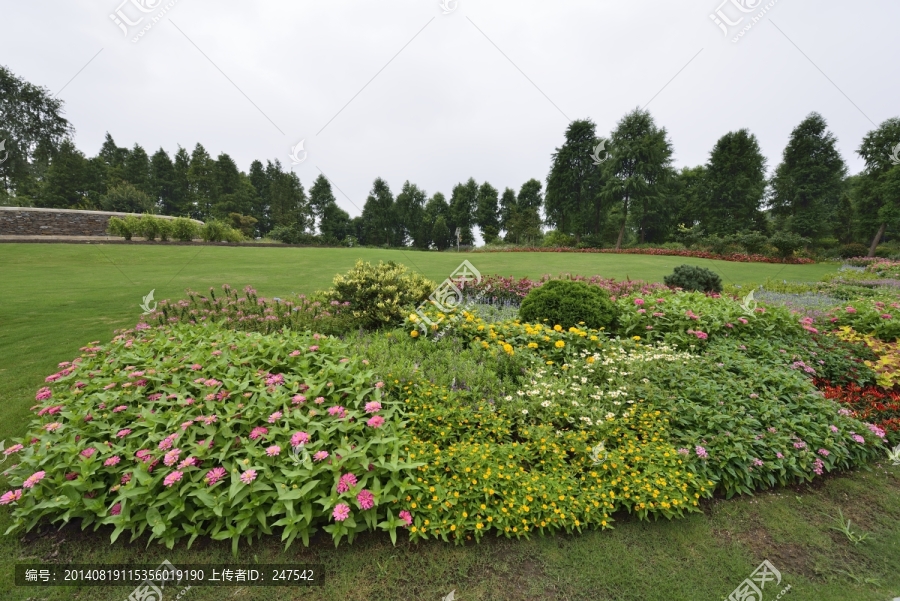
[266,445,281,457]
[332,503,351,522]
[240,469,257,485]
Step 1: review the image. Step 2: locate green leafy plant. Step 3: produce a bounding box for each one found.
[3,323,419,552]
[329,261,434,330]
[769,231,811,258]
[171,218,200,242]
[138,214,162,241]
[827,509,871,545]
[663,265,723,293]
[518,279,618,330]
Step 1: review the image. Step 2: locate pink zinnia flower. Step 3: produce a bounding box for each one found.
[205,467,226,485]
[249,427,268,440]
[292,395,306,405]
[0,490,23,505]
[190,364,203,371]
[336,473,358,494]
[136,450,153,462]
[44,422,61,432]
[634,298,645,306]
[399,510,413,526]
[113,405,127,413]
[81,448,96,458]
[357,489,375,510]
[308,346,319,352]
[240,469,257,485]
[163,471,184,487]
[291,432,310,447]
[120,473,131,484]
[163,449,181,466]
[290,350,301,357]
[367,415,385,429]
[23,471,46,488]
[177,457,197,469]
[266,445,281,457]
[110,502,122,516]
[328,406,346,418]
[332,503,351,521]
[776,452,784,459]
[35,387,52,401]
[268,411,282,423]
[66,472,79,481]
[365,401,382,414]
[314,396,325,405]
[180,420,194,430]
[738,318,748,325]
[313,451,329,461]
[104,456,121,467]
[845,306,856,313]
[116,429,132,438]
[3,444,23,456]
[375,381,384,389]
[158,435,177,451]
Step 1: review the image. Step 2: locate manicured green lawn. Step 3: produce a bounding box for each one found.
[4,243,899,600]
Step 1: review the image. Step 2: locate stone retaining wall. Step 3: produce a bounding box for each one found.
[0,207,200,237]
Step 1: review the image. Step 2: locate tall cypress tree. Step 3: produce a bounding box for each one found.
[188,143,216,220]
[149,148,176,214]
[394,180,428,248]
[701,129,767,236]
[546,119,600,242]
[856,117,900,255]
[448,178,478,246]
[360,177,395,246]
[424,192,450,249]
[475,181,501,244]
[123,144,151,195]
[770,112,847,240]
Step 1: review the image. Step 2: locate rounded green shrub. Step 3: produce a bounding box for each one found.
[663,264,723,293]
[839,243,869,259]
[171,217,199,242]
[329,260,435,329]
[518,279,617,330]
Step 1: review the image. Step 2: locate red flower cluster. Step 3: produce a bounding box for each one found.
[473,246,815,265]
[816,379,900,442]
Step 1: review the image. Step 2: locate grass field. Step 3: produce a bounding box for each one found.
[2,243,899,601]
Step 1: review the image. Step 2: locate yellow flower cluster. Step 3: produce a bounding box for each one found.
[835,326,900,388]
[394,379,710,544]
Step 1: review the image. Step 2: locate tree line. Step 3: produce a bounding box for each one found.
[1,64,898,254]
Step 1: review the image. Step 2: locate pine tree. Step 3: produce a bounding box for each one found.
[770,112,847,240]
[308,174,337,232]
[38,139,95,209]
[123,144,151,195]
[701,129,767,236]
[546,119,601,242]
[188,143,216,220]
[448,178,478,245]
[423,192,450,249]
[394,181,428,248]
[855,117,900,256]
[149,148,177,214]
[360,178,395,246]
[601,108,673,247]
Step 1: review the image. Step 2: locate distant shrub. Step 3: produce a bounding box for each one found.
[770,231,810,258]
[664,265,723,293]
[156,217,173,241]
[268,224,321,245]
[542,230,576,248]
[171,217,199,242]
[100,183,155,214]
[200,220,243,243]
[138,214,163,241]
[736,231,769,255]
[329,260,434,329]
[838,243,869,259]
[518,279,618,330]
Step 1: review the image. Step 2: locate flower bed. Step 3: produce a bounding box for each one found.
[3,323,417,550]
[817,381,900,444]
[471,246,815,264]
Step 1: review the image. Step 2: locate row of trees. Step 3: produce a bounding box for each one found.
[2,63,898,252]
[545,108,900,254]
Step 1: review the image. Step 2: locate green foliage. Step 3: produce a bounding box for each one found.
[542,230,576,248]
[518,279,617,330]
[701,129,768,235]
[6,323,416,551]
[616,289,804,348]
[201,220,244,243]
[100,183,155,214]
[228,213,258,237]
[839,243,870,259]
[171,217,199,242]
[770,231,811,258]
[663,264,723,293]
[735,231,769,255]
[138,213,162,241]
[268,224,320,246]
[642,343,884,498]
[328,261,435,329]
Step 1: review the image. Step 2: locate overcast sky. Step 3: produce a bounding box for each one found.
[2,1,897,220]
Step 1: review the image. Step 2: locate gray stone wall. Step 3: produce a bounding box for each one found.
[0,207,198,237]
